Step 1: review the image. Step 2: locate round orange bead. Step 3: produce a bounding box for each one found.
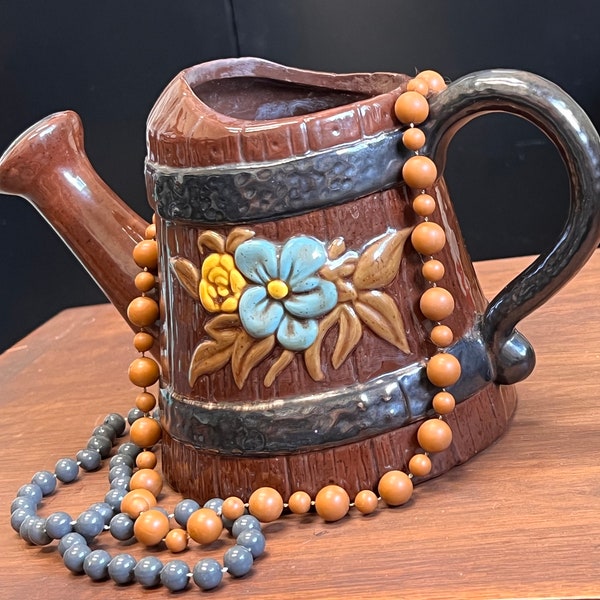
[417,418,453,453]
[248,487,284,523]
[136,450,158,470]
[136,391,157,413]
[165,528,188,553]
[144,223,157,240]
[288,491,312,514]
[133,508,170,546]
[426,352,462,387]
[430,324,453,348]
[127,296,159,328]
[128,356,160,388]
[412,193,436,216]
[186,508,223,545]
[134,271,156,293]
[222,496,246,521]
[130,468,163,497]
[432,391,456,415]
[120,489,157,518]
[402,155,437,189]
[406,77,429,96]
[411,221,446,255]
[129,416,162,448]
[402,127,426,151]
[315,485,350,522]
[416,70,447,93]
[394,91,429,125]
[408,453,432,477]
[353,490,379,515]
[378,471,413,506]
[420,287,455,321]
[133,331,155,353]
[422,259,445,282]
[133,239,158,270]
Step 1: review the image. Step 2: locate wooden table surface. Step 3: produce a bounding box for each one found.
[2,252,600,600]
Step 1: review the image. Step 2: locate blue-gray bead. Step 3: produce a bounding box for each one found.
[117,442,142,459]
[87,435,113,459]
[237,528,266,558]
[83,549,112,581]
[104,413,127,437]
[173,499,200,527]
[76,449,102,472]
[19,514,38,543]
[108,464,132,482]
[31,471,56,496]
[89,502,114,525]
[127,407,144,424]
[134,556,164,588]
[63,543,91,573]
[193,558,223,590]
[93,423,117,443]
[29,517,52,546]
[109,513,134,541]
[108,553,137,585]
[231,515,261,537]
[223,545,253,577]
[55,458,79,483]
[110,475,131,491]
[74,509,105,541]
[45,511,73,539]
[57,532,87,556]
[11,508,35,532]
[160,559,190,592]
[109,453,134,469]
[17,483,43,505]
[104,488,126,512]
[203,497,224,515]
[10,496,37,514]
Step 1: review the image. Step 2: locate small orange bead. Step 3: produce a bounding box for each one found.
[411,221,446,255]
[186,508,223,545]
[406,77,429,96]
[130,468,163,497]
[134,271,156,293]
[248,487,284,523]
[353,490,379,515]
[133,508,170,546]
[430,324,453,348]
[165,528,188,553]
[426,353,462,387]
[432,391,456,415]
[412,193,436,216]
[121,489,157,518]
[402,155,437,189]
[422,259,445,282]
[394,91,430,125]
[129,416,162,448]
[420,287,455,321]
[408,453,432,477]
[128,356,160,388]
[127,296,159,328]
[133,239,158,270]
[287,491,312,514]
[133,331,155,353]
[136,450,158,470]
[222,496,246,521]
[145,223,157,240]
[314,485,350,522]
[417,418,453,453]
[416,70,447,93]
[402,127,426,151]
[378,471,413,506]
[136,391,157,413]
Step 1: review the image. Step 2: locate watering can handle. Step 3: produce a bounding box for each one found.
[423,70,600,384]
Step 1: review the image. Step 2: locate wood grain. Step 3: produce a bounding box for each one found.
[2,252,600,599]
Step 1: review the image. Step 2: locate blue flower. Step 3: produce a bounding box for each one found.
[234,236,338,351]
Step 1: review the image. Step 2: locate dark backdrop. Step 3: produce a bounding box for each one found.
[1,0,598,352]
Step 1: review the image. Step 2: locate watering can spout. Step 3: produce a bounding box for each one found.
[0,110,154,337]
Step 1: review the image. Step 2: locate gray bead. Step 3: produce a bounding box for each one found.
[55,458,79,483]
[109,453,134,469]
[93,423,117,443]
[173,499,200,527]
[117,442,142,459]
[57,531,87,556]
[223,544,253,577]
[31,471,56,496]
[11,496,37,514]
[193,558,223,590]
[108,553,137,585]
[28,517,52,546]
[76,449,102,472]
[237,528,266,558]
[19,514,38,543]
[87,435,112,459]
[108,464,132,482]
[89,502,114,525]
[63,543,91,573]
[160,559,190,592]
[203,497,224,515]
[127,407,144,424]
[134,556,163,588]
[231,515,261,537]
[109,513,134,541]
[104,413,127,437]
[17,483,43,505]
[110,475,131,491]
[45,511,73,539]
[11,508,35,532]
[83,549,112,581]
[104,488,126,512]
[74,509,105,541]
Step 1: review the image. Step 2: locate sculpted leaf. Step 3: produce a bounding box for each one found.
[225,227,256,254]
[189,340,234,386]
[170,257,200,300]
[332,305,363,368]
[205,314,242,344]
[231,332,276,389]
[197,230,225,254]
[264,350,295,387]
[304,305,342,381]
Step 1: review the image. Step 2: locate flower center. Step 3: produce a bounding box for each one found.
[267,279,289,300]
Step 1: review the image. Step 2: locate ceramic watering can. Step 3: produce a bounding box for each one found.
[1,58,599,502]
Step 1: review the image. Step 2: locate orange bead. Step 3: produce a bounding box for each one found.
[133,331,155,353]
[129,416,162,448]
[406,77,429,96]
[417,418,453,453]
[412,193,436,216]
[248,487,284,523]
[186,508,223,545]
[416,70,447,93]
[353,490,379,515]
[426,353,461,387]
[394,91,430,125]
[432,391,456,415]
[136,450,158,470]
[127,296,159,328]
[402,127,426,151]
[402,155,437,189]
[165,528,188,553]
[420,287,455,321]
[144,223,157,240]
[134,271,156,293]
[411,221,446,255]
[130,468,163,497]
[133,508,170,546]
[136,391,157,413]
[430,324,453,348]
[408,453,432,477]
[288,491,312,514]
[121,489,157,518]
[314,485,350,522]
[378,471,413,506]
[133,239,158,270]
[222,496,246,521]
[128,356,160,388]
[422,259,445,282]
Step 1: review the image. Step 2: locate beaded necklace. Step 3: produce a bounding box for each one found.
[9,70,457,592]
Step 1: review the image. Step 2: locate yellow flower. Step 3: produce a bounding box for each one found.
[199,253,246,313]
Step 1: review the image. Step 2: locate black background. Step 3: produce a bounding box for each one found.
[1,0,599,351]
